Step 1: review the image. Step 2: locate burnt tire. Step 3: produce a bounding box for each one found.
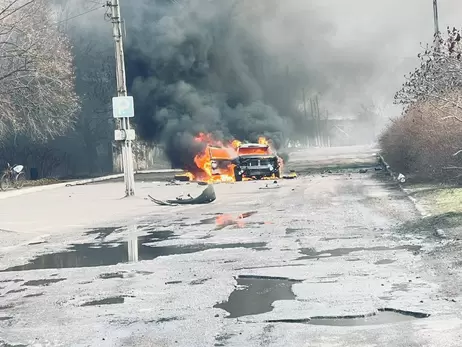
[234,168,242,182]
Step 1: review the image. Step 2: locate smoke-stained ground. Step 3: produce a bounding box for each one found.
[123,0,378,168]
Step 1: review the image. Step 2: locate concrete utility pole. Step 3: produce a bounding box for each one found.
[108,0,135,196]
[433,0,440,50]
[433,0,440,38]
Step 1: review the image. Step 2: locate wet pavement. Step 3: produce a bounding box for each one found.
[0,146,461,347]
[301,309,428,326]
[3,227,266,271]
[214,275,302,318]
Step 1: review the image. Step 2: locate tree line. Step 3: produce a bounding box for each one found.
[0,0,119,177]
[380,27,462,182]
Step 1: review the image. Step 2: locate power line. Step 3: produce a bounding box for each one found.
[57,4,106,24]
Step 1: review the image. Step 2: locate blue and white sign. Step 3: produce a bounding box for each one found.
[112,96,135,118]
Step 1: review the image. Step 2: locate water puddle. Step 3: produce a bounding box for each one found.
[298,245,421,260]
[0,342,26,347]
[0,304,14,310]
[3,227,266,271]
[375,259,396,265]
[214,275,302,318]
[81,296,125,306]
[156,316,180,323]
[22,278,66,286]
[286,228,303,235]
[86,227,122,240]
[99,272,126,279]
[320,236,362,241]
[197,211,260,230]
[28,241,47,246]
[23,293,44,298]
[5,288,26,295]
[268,308,429,326]
[190,278,210,285]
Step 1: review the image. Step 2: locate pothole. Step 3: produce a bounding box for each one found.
[22,278,66,286]
[81,296,125,306]
[298,245,421,260]
[2,226,267,271]
[374,259,396,265]
[266,308,430,326]
[214,275,302,318]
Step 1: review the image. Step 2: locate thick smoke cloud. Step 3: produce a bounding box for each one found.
[122,0,374,168]
[119,0,462,168]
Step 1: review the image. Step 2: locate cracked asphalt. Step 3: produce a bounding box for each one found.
[0,146,461,346]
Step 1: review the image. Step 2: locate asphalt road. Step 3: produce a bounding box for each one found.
[0,146,461,346]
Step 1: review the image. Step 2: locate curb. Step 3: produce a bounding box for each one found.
[0,169,183,200]
[377,154,430,218]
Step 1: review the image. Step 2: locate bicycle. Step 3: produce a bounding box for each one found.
[0,163,26,191]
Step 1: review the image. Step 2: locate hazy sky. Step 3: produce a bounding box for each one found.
[313,0,462,115]
[63,0,462,121]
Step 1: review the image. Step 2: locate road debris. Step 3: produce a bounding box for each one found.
[259,181,281,190]
[173,174,192,182]
[397,173,406,183]
[282,170,297,179]
[148,184,216,206]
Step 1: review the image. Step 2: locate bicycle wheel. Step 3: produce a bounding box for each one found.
[0,174,11,191]
[14,172,25,189]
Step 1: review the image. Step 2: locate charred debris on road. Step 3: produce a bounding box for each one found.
[148,183,217,206]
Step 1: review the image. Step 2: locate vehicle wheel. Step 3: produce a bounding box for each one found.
[0,174,11,191]
[14,172,25,189]
[234,168,242,182]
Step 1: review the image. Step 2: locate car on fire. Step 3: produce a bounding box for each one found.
[208,146,234,178]
[232,143,282,181]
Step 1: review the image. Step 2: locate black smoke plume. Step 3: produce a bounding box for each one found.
[122,0,374,168]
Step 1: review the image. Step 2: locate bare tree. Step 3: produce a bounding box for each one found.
[0,0,79,141]
[394,27,462,116]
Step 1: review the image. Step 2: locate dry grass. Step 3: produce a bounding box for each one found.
[380,97,462,182]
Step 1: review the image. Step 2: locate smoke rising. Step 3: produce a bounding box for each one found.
[118,0,462,167]
[122,0,372,167]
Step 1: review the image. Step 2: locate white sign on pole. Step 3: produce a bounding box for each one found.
[112,96,135,118]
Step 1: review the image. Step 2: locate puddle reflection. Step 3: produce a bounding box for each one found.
[127,224,138,263]
[3,226,267,271]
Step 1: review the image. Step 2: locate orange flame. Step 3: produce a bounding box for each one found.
[231,139,242,149]
[185,134,281,183]
[258,137,269,146]
[188,133,237,183]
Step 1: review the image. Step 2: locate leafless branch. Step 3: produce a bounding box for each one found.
[0,0,80,141]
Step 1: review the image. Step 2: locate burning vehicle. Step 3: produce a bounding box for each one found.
[184,133,237,183]
[209,146,235,178]
[181,133,283,183]
[232,141,282,181]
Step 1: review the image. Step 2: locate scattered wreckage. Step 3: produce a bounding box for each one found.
[148,184,216,206]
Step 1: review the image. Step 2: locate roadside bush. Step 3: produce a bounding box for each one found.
[379,99,462,182]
